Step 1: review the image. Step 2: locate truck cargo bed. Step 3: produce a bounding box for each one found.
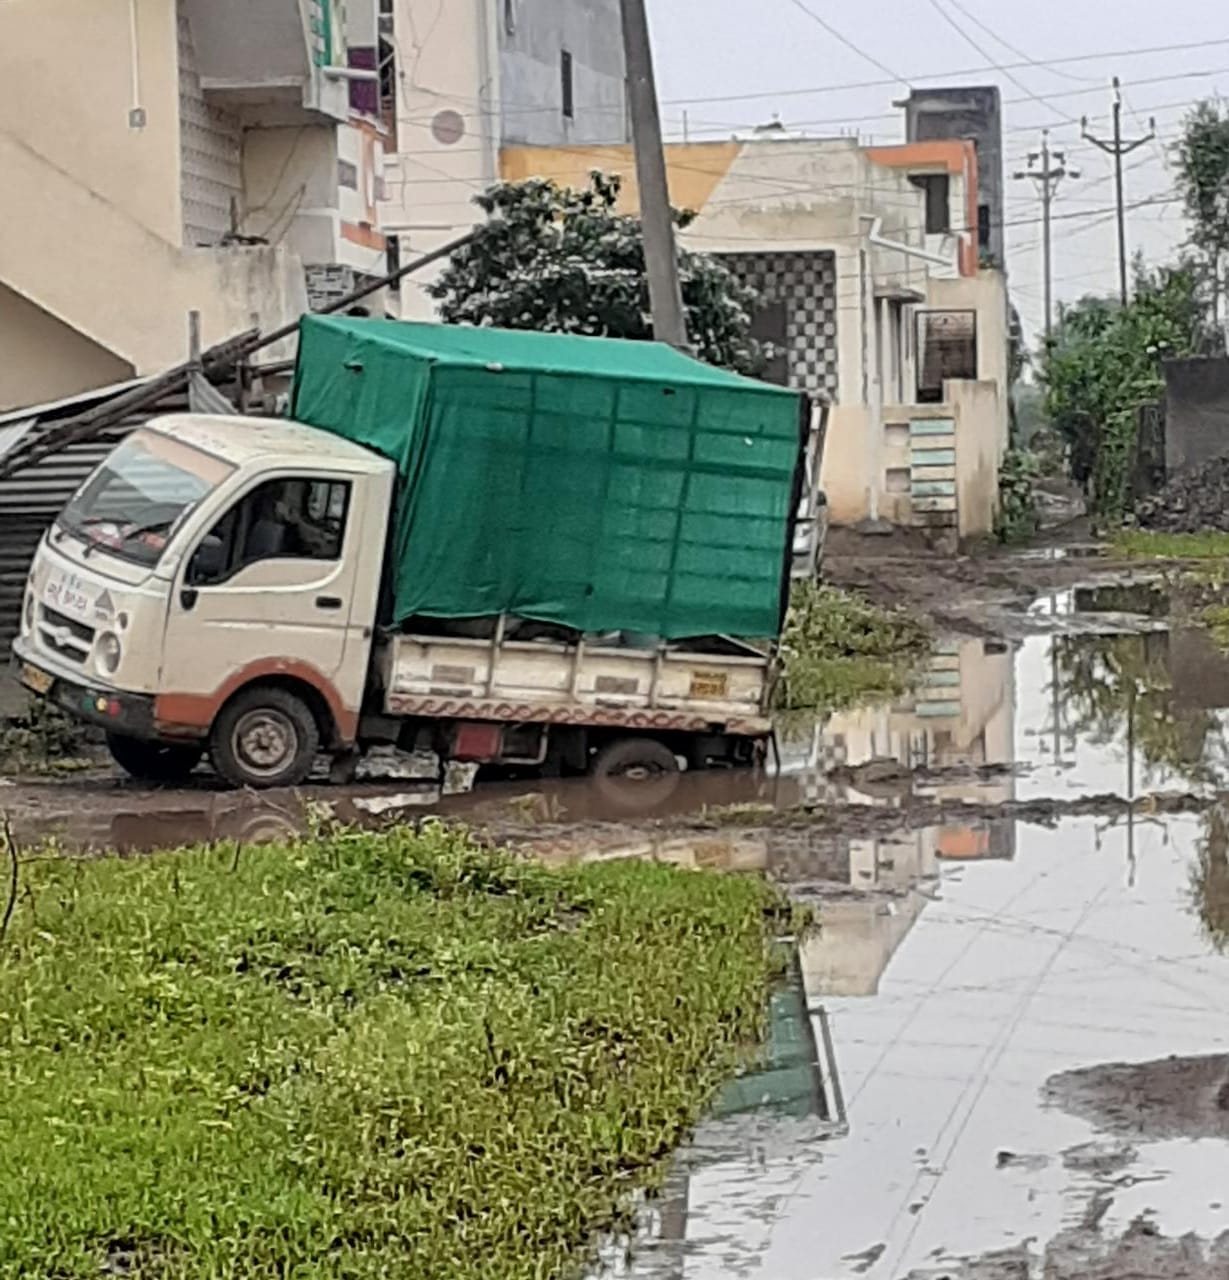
[380,632,773,736]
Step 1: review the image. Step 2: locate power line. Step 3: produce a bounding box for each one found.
[934,0,1102,86]
[780,0,909,86]
[388,37,1229,125]
[662,36,1229,110]
[924,0,1081,124]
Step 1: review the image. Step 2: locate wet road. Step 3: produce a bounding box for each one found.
[586,584,1229,1279]
[606,812,1229,1278]
[6,572,1229,1277]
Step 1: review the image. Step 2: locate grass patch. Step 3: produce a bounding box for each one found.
[0,820,799,1279]
[776,582,929,713]
[1113,530,1229,560]
[1201,604,1229,652]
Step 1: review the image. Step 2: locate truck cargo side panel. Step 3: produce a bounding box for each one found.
[291,316,803,641]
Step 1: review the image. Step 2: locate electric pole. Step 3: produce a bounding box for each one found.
[1083,77,1155,306]
[1014,131,1078,343]
[619,0,689,350]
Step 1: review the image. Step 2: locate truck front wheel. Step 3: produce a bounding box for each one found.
[107,733,203,785]
[210,687,319,790]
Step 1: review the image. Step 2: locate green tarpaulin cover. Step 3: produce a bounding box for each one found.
[289,315,804,639]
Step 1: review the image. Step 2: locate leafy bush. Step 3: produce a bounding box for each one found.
[995,448,1041,544]
[0,698,89,773]
[0,821,796,1279]
[777,583,929,712]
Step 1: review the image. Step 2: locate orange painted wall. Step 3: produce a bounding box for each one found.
[500,141,742,217]
[867,140,979,276]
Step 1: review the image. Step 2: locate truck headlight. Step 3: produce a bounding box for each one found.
[96,631,122,675]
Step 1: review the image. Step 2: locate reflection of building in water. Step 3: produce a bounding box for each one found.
[783,637,1018,997]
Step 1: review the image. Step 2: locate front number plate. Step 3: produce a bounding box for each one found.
[20,662,53,695]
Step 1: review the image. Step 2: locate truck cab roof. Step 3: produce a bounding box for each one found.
[145,413,393,475]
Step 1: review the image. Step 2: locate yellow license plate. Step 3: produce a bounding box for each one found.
[20,662,53,695]
[689,671,729,699]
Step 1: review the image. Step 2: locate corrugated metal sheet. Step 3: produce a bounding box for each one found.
[0,395,187,657]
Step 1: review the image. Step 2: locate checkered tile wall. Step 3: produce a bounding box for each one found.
[720,251,840,402]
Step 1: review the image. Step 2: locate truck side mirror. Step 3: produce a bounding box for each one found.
[188,534,226,585]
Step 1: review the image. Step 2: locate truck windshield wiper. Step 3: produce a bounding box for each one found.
[120,518,174,542]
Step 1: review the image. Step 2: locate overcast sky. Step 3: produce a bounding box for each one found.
[648,0,1228,346]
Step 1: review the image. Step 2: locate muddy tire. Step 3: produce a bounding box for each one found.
[210,687,319,790]
[106,733,203,784]
[589,737,682,813]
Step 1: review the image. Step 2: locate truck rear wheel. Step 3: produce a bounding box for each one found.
[107,733,203,785]
[210,687,319,790]
[589,737,681,813]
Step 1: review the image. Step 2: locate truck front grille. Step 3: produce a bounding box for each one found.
[38,604,95,664]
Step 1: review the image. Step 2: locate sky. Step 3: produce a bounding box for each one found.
[646,0,1229,347]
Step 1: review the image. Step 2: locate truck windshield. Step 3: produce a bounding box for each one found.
[57,431,235,567]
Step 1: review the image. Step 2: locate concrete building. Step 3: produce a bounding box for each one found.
[0,0,388,410]
[900,86,1005,268]
[380,0,627,318]
[501,135,1010,540]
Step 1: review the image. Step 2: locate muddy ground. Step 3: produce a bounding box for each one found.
[8,533,1229,1279]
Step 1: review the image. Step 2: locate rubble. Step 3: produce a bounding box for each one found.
[1136,453,1229,532]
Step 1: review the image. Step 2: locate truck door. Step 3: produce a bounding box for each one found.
[159,473,364,729]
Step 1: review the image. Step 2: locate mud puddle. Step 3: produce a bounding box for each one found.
[582,581,1229,1280]
[7,575,1229,855]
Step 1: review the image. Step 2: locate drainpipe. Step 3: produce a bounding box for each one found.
[862,215,952,268]
[475,0,501,187]
[127,0,145,129]
[859,216,952,526]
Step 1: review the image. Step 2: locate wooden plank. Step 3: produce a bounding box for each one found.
[911,464,957,482]
[916,700,962,718]
[912,496,958,513]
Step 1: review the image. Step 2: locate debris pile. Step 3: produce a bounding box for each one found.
[1136,453,1229,532]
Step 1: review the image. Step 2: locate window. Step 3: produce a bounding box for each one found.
[386,234,401,296]
[504,0,516,35]
[917,174,950,235]
[58,430,234,568]
[916,310,978,403]
[560,49,574,120]
[188,478,351,586]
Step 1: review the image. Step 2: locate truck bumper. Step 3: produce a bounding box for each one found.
[12,640,158,740]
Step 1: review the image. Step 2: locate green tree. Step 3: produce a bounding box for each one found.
[428,172,768,373]
[1041,263,1204,519]
[1175,99,1229,330]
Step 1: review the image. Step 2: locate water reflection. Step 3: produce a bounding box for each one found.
[1195,801,1229,953]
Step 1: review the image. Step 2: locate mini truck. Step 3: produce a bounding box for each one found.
[14,317,811,791]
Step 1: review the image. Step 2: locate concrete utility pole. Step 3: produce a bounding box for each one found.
[1083,78,1155,306]
[1014,132,1078,343]
[619,0,689,349]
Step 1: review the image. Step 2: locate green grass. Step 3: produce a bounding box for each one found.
[0,822,798,1279]
[1201,604,1229,652]
[777,582,930,713]
[1113,530,1229,560]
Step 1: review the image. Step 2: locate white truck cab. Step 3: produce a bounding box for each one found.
[17,414,776,790]
[16,415,393,785]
